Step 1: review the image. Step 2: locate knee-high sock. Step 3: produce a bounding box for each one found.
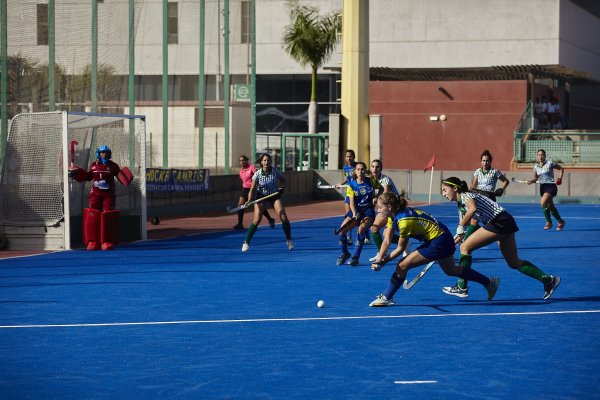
[457,254,472,289]
[518,260,552,284]
[464,224,479,240]
[371,230,383,250]
[383,272,404,300]
[352,233,366,258]
[550,207,563,223]
[542,206,551,222]
[338,233,349,254]
[244,223,258,244]
[264,209,273,220]
[459,266,490,287]
[282,220,292,240]
[237,209,244,225]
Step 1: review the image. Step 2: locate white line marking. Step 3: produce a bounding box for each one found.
[1,310,598,330]
[394,380,437,384]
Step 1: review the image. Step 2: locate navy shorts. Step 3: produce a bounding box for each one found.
[416,227,455,260]
[240,187,251,200]
[540,183,558,197]
[256,191,281,206]
[482,211,519,235]
[345,207,376,220]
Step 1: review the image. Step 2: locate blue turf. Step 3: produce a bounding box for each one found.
[1,203,599,399]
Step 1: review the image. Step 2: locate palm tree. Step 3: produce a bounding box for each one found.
[282,0,341,134]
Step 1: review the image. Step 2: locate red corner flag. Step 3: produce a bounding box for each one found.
[423,154,435,172]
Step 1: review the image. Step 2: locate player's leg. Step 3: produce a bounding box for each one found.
[370,250,426,306]
[242,203,264,251]
[540,191,553,229]
[498,234,560,299]
[336,214,353,265]
[234,189,248,230]
[273,199,293,248]
[546,195,565,230]
[349,215,374,265]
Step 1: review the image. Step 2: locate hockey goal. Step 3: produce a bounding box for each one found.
[0,111,147,250]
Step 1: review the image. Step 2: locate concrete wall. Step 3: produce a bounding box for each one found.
[370,80,528,172]
[147,169,600,218]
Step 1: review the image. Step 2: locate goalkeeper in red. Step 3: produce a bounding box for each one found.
[69,145,133,251]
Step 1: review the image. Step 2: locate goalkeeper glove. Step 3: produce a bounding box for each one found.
[494,188,504,197]
[556,178,562,185]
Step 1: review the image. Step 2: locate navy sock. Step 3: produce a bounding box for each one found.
[353,233,366,257]
[383,273,404,300]
[460,267,490,287]
[338,233,349,254]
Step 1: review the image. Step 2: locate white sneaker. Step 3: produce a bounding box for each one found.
[242,242,249,252]
[369,253,379,262]
[286,240,295,250]
[369,294,395,307]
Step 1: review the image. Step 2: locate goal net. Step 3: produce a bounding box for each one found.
[0,111,147,250]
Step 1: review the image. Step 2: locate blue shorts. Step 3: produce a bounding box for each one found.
[344,207,376,220]
[416,228,455,260]
[345,196,350,205]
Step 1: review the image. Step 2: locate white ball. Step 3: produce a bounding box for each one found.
[317,300,325,308]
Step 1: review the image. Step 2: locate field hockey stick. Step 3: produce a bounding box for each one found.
[226,188,283,214]
[511,177,540,185]
[403,261,436,290]
[333,214,361,235]
[317,180,347,189]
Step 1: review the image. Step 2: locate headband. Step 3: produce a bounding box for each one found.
[442,180,461,188]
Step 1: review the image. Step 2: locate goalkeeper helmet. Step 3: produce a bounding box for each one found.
[96,145,112,165]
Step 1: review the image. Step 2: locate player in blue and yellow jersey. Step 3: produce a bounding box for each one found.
[335,162,379,266]
[369,192,499,307]
[335,149,357,244]
[441,177,560,300]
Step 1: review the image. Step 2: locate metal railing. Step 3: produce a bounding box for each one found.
[513,101,600,164]
[256,132,329,171]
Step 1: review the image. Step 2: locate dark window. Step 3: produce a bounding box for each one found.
[37,4,48,46]
[241,0,250,44]
[168,2,178,44]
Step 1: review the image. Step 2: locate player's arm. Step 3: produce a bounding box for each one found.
[458,198,477,228]
[528,170,539,185]
[246,179,257,204]
[471,176,478,190]
[554,164,564,184]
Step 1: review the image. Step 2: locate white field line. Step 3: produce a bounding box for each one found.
[394,380,437,384]
[1,309,598,330]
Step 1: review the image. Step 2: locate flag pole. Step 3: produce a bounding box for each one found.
[428,166,435,205]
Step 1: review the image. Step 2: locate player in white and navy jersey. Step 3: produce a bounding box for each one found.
[241,153,293,252]
[444,150,510,297]
[440,177,560,300]
[528,149,565,231]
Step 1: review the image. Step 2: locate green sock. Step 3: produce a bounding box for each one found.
[244,223,257,244]
[542,207,551,222]
[457,254,472,289]
[518,260,552,284]
[282,220,292,240]
[550,208,563,222]
[371,231,383,250]
[464,224,479,240]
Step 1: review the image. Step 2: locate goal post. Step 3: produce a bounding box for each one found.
[0,111,147,250]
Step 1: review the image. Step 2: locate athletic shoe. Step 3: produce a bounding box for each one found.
[268,218,276,229]
[543,276,561,300]
[364,238,370,245]
[557,220,566,231]
[442,284,469,298]
[87,241,100,251]
[101,242,114,251]
[286,240,295,251]
[544,222,552,230]
[348,256,359,266]
[368,253,380,262]
[242,242,249,252]
[336,252,351,266]
[369,294,395,307]
[233,223,244,230]
[486,277,500,301]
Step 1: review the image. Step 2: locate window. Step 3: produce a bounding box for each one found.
[241,0,250,44]
[37,4,48,46]
[168,2,178,44]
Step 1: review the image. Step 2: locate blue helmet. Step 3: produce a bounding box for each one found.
[96,145,112,165]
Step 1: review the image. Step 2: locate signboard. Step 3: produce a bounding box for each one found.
[146,168,210,192]
[234,84,251,102]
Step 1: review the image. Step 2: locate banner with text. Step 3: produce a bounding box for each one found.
[146,168,210,192]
